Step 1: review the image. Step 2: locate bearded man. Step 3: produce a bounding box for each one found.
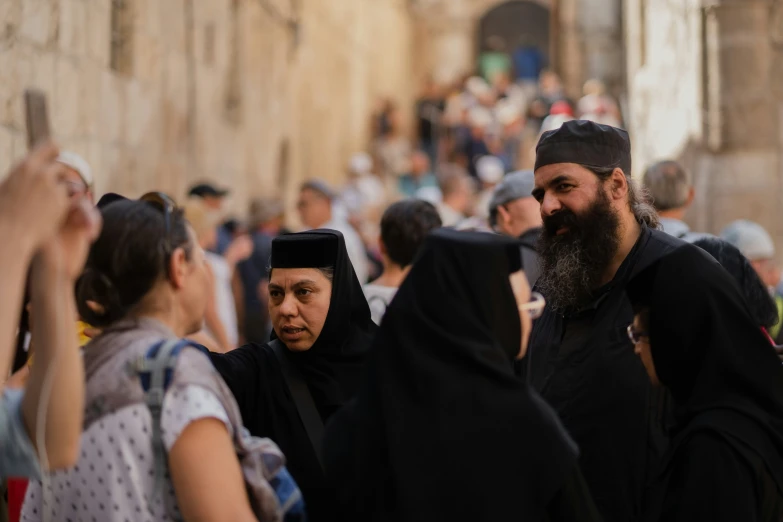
[519,121,683,522]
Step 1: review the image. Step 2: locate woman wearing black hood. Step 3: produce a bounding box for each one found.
[210,229,377,522]
[626,244,783,521]
[322,228,602,521]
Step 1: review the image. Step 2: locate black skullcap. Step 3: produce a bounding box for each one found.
[534,120,631,175]
[270,231,339,268]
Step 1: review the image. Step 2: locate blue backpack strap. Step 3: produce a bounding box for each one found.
[135,339,207,509]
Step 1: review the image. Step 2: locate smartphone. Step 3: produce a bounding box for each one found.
[24,88,51,149]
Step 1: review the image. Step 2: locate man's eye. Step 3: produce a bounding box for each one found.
[557,184,573,191]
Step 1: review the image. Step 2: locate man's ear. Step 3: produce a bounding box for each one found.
[497,204,512,225]
[609,168,629,200]
[686,186,695,207]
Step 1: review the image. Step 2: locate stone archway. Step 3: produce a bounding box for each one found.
[476,0,552,79]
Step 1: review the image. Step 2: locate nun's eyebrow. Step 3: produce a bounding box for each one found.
[292,279,318,287]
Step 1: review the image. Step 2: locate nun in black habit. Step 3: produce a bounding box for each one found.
[210,229,377,522]
[626,244,783,521]
[322,228,602,522]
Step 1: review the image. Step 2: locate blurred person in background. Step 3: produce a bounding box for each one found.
[0,143,100,480]
[538,100,575,136]
[298,180,369,284]
[415,78,445,166]
[398,150,439,198]
[188,181,234,254]
[693,237,781,346]
[489,170,543,285]
[464,106,494,180]
[374,105,411,187]
[643,160,711,242]
[364,200,442,324]
[479,35,512,83]
[238,197,287,344]
[512,34,546,100]
[184,198,252,352]
[577,79,622,128]
[473,155,506,220]
[436,165,476,227]
[495,98,526,171]
[56,151,94,203]
[721,220,783,343]
[342,153,386,220]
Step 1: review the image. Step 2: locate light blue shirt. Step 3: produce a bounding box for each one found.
[0,389,41,479]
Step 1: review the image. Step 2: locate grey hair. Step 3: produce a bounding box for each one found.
[642,160,691,212]
[585,166,660,229]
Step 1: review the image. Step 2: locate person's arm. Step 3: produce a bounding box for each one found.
[21,199,100,470]
[168,417,257,522]
[203,263,232,352]
[0,225,35,381]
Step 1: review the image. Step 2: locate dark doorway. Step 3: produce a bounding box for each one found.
[477,1,551,82]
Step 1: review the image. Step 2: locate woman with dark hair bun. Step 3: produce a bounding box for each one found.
[22,197,283,521]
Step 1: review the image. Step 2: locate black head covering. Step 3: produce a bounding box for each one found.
[535,119,631,175]
[271,229,377,418]
[626,244,783,492]
[692,236,779,329]
[323,228,578,520]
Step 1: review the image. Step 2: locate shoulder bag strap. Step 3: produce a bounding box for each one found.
[269,339,325,469]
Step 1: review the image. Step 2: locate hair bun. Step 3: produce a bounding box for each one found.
[76,267,125,327]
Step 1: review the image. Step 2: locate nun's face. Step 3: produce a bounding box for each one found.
[268,268,333,351]
[630,310,659,385]
[508,270,533,359]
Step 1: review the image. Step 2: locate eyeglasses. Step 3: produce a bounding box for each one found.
[519,292,546,319]
[140,191,177,253]
[626,324,649,345]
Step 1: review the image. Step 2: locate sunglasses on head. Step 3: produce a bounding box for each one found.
[140,191,177,253]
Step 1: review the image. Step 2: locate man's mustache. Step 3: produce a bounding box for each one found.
[542,209,580,236]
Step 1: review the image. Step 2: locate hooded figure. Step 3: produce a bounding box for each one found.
[626,244,783,521]
[210,229,378,522]
[322,228,601,522]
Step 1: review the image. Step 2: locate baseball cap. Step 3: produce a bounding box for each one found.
[188,182,230,198]
[720,220,776,260]
[488,170,535,212]
[57,151,93,189]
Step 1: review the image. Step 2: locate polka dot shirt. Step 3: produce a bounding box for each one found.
[21,384,230,521]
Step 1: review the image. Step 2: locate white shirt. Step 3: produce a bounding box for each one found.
[21,352,231,521]
[322,218,369,284]
[437,204,466,228]
[363,284,398,325]
[206,252,239,348]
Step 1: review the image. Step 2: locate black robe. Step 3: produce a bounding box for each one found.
[323,228,600,521]
[627,244,783,522]
[210,230,377,522]
[518,226,683,522]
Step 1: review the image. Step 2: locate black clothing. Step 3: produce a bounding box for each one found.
[415,97,444,145]
[210,230,377,522]
[627,244,783,522]
[324,229,596,521]
[519,226,542,287]
[520,227,683,522]
[535,120,632,175]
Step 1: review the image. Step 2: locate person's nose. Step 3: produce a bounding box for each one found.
[540,192,562,217]
[278,293,299,318]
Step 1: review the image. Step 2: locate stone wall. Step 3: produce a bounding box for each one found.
[0,0,415,220]
[624,0,783,259]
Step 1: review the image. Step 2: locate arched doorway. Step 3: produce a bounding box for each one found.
[477,1,551,82]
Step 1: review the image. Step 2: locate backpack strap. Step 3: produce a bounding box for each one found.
[269,339,325,469]
[134,339,207,508]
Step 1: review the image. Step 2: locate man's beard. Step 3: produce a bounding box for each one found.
[536,189,621,311]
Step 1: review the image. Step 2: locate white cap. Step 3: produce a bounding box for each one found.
[349,152,373,176]
[476,155,505,184]
[468,107,494,129]
[414,186,443,205]
[720,220,776,260]
[465,76,491,97]
[57,151,93,189]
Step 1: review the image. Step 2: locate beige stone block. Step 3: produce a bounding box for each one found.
[77,60,103,138]
[6,47,56,131]
[99,70,126,144]
[133,34,163,87]
[0,43,20,127]
[0,0,22,41]
[159,0,187,55]
[10,127,25,162]
[19,0,56,46]
[0,125,15,178]
[85,0,111,67]
[125,79,157,147]
[53,58,82,138]
[58,0,88,55]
